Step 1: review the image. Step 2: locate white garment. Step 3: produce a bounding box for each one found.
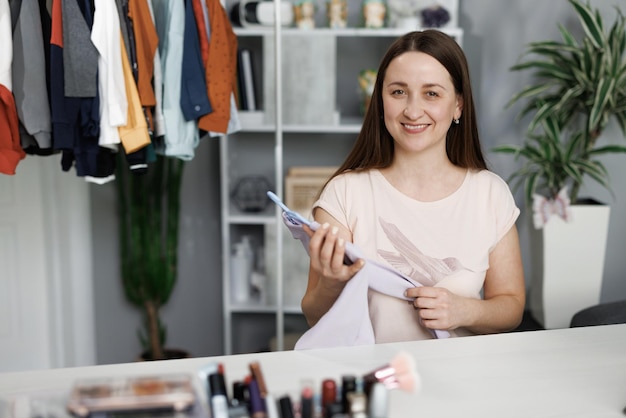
[91,0,127,149]
[278,213,449,350]
[0,0,13,90]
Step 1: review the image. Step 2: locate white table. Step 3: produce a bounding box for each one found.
[1,324,625,417]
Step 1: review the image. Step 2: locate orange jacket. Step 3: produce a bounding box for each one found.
[197,0,237,134]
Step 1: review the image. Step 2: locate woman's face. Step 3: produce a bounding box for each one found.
[382,51,462,156]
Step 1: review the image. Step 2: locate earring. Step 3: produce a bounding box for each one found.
[453,118,460,125]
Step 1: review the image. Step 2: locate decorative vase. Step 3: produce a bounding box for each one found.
[528,202,610,329]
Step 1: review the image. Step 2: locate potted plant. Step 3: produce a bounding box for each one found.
[493,0,626,328]
[116,154,186,360]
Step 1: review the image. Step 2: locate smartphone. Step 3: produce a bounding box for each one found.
[267,191,355,265]
[266,191,312,227]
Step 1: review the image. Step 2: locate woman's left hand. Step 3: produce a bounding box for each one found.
[405,286,472,331]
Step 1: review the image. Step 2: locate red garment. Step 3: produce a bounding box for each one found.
[198,0,237,134]
[192,0,210,65]
[127,0,158,108]
[0,85,26,175]
[127,0,158,131]
[51,0,63,48]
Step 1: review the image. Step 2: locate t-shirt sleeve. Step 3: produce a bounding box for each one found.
[490,172,521,251]
[312,174,351,230]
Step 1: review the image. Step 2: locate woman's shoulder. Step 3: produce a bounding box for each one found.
[469,169,512,189]
[466,169,517,201]
[327,168,380,187]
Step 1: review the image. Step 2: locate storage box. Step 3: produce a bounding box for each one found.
[285,166,338,217]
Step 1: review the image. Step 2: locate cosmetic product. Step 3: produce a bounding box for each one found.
[265,393,279,418]
[299,385,314,418]
[228,404,251,418]
[248,378,267,418]
[321,379,336,418]
[347,392,367,418]
[249,361,268,397]
[321,379,337,416]
[197,362,219,399]
[367,382,388,418]
[340,375,356,413]
[232,380,249,408]
[278,395,294,418]
[209,372,230,418]
[363,351,420,394]
[324,401,344,418]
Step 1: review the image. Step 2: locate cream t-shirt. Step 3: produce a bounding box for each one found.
[313,168,520,342]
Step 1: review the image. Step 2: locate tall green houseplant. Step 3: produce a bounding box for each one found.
[116,154,185,360]
[494,0,626,206]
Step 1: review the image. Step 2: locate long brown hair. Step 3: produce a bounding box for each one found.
[331,30,486,182]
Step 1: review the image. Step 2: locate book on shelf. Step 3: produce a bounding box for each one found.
[237,48,257,111]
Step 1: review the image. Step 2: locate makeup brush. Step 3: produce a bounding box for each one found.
[362,351,420,394]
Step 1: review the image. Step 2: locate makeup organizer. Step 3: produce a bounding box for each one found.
[55,350,419,418]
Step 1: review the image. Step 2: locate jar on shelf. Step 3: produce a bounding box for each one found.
[358,69,377,115]
[327,0,347,28]
[362,0,386,28]
[294,0,316,29]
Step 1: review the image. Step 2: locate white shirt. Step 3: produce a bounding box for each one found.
[91,0,128,149]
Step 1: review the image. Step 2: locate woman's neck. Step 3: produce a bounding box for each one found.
[379,158,466,202]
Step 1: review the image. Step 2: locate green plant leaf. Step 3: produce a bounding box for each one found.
[569,0,605,48]
[525,41,579,57]
[578,159,610,188]
[511,60,573,81]
[588,144,626,155]
[524,172,540,204]
[590,78,616,132]
[492,144,522,154]
[529,101,559,132]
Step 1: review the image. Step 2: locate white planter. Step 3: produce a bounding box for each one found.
[528,203,610,329]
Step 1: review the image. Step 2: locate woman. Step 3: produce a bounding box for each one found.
[301,30,525,342]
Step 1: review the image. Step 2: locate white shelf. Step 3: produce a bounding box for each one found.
[234,26,463,38]
[238,112,363,133]
[223,17,464,355]
[230,304,303,314]
[225,214,276,225]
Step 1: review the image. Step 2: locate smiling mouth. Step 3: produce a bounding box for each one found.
[402,123,428,129]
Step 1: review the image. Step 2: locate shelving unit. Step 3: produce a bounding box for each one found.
[220,2,463,354]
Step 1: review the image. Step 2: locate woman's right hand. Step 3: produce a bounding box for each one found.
[306,222,364,285]
[301,209,365,326]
